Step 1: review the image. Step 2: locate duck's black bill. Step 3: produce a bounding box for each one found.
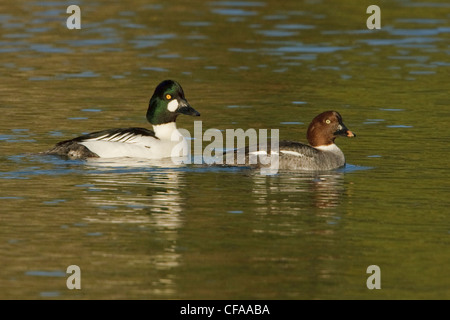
[178,102,200,117]
[334,124,356,137]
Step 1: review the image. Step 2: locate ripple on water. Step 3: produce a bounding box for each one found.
[276,24,315,30]
[386,125,413,128]
[210,1,266,8]
[256,30,298,37]
[25,270,66,277]
[40,292,61,298]
[280,121,303,125]
[276,45,352,53]
[396,18,447,24]
[29,44,71,53]
[380,108,404,112]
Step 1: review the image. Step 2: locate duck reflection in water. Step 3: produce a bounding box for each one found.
[250,170,346,212]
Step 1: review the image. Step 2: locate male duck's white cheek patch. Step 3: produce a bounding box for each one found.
[167,100,179,112]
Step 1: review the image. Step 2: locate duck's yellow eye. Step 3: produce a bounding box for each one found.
[325,119,331,124]
[165,94,172,100]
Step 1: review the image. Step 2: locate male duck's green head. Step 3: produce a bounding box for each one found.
[146,80,200,125]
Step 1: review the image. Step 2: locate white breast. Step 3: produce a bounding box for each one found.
[314,144,341,153]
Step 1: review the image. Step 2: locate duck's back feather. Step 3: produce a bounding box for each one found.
[71,127,157,143]
[45,127,157,159]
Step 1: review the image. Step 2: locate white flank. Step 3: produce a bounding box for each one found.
[78,123,187,159]
[280,150,305,157]
[249,150,279,155]
[167,99,179,112]
[80,138,154,158]
[249,150,267,155]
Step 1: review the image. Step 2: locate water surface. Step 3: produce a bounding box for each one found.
[0,0,449,299]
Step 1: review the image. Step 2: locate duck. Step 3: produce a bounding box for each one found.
[227,111,355,171]
[45,80,200,159]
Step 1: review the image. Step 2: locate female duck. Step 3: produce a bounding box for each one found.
[234,111,356,171]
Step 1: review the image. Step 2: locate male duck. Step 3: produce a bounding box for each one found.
[45,80,200,159]
[233,111,355,171]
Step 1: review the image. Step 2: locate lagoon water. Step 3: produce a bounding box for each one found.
[0,0,449,299]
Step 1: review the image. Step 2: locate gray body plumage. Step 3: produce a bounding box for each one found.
[223,111,355,171]
[227,140,346,171]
